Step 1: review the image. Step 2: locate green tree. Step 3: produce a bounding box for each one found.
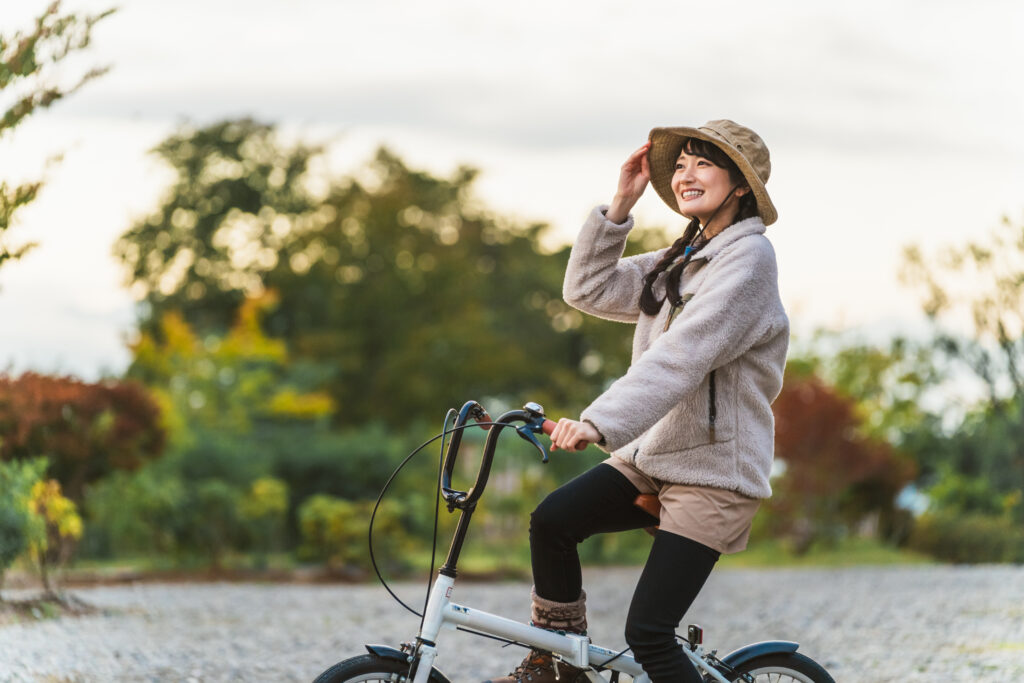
[113,119,321,334]
[1,1,112,269]
[901,213,1024,517]
[901,213,1024,404]
[114,120,666,427]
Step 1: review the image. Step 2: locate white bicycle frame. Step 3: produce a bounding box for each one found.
[411,573,734,683]
[396,403,746,683]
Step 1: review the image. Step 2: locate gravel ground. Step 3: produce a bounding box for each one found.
[1,565,1022,682]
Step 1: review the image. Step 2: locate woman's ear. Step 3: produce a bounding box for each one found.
[734,185,751,197]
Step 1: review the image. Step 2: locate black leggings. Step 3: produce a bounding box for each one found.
[530,464,720,683]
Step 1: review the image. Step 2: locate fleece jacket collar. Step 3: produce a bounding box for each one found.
[690,216,766,263]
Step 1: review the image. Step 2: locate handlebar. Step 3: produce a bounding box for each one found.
[440,401,590,511]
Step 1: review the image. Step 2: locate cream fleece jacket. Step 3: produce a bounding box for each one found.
[564,206,789,499]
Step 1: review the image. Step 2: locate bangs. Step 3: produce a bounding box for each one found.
[681,137,733,169]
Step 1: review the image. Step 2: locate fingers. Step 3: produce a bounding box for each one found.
[617,142,652,202]
[623,142,652,168]
[548,417,570,451]
[548,418,593,452]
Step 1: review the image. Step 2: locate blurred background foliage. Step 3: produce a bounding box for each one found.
[3,5,1024,586]
[3,113,1024,582]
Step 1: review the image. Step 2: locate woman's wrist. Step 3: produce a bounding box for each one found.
[606,195,636,225]
[582,419,606,446]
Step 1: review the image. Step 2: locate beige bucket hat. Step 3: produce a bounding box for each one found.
[648,120,777,226]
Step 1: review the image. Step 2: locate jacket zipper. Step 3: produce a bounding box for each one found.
[708,369,717,443]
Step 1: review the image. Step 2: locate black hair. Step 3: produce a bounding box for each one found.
[638,138,758,316]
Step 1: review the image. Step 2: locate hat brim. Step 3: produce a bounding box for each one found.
[647,127,777,226]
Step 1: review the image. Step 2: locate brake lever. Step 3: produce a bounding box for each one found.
[516,423,549,463]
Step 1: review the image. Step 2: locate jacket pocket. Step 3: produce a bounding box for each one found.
[642,364,737,456]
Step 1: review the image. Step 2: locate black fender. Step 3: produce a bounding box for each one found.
[364,644,454,683]
[719,640,799,669]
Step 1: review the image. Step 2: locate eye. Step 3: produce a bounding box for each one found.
[674,163,684,170]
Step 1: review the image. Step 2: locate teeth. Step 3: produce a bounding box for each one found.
[682,190,703,198]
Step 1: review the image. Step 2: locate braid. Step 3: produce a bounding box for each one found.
[639,217,701,315]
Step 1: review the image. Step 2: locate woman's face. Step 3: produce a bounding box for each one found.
[670,149,747,228]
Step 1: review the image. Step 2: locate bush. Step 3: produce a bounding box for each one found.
[297,494,410,574]
[269,423,409,504]
[0,458,48,588]
[239,477,289,564]
[907,511,1024,563]
[28,479,84,593]
[0,372,164,500]
[82,468,186,558]
[186,479,243,568]
[0,505,27,585]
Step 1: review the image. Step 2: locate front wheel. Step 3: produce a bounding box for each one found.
[314,653,446,683]
[727,652,835,683]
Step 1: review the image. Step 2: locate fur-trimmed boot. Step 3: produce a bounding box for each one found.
[482,588,588,683]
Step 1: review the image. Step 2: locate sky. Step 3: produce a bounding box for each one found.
[1,0,1023,380]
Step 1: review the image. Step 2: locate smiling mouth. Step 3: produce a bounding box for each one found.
[679,190,704,201]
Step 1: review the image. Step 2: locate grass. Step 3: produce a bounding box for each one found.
[404,535,935,578]
[56,536,935,588]
[718,536,935,569]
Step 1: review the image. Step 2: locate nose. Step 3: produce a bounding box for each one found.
[674,168,695,189]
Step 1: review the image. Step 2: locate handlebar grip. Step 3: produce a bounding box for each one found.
[541,419,589,451]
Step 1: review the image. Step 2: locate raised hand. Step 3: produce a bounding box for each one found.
[606,142,651,224]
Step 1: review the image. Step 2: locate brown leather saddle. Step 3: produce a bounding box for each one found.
[634,494,661,536]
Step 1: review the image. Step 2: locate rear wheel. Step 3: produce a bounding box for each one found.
[314,653,446,683]
[726,652,835,683]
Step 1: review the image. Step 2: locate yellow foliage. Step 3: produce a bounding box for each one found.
[160,311,203,353]
[238,477,289,521]
[28,479,84,548]
[266,388,336,420]
[219,292,287,363]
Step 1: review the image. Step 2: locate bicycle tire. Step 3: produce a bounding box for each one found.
[313,653,446,683]
[725,652,835,683]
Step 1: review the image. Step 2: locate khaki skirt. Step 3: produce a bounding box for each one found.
[604,457,761,555]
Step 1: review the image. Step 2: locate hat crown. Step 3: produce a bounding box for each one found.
[700,119,771,183]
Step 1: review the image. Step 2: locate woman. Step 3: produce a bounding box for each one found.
[487,121,788,683]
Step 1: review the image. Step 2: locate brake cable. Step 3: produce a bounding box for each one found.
[368,415,509,618]
[366,413,674,665]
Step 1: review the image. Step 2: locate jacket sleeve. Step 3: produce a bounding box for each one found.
[562,206,666,324]
[580,236,783,452]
